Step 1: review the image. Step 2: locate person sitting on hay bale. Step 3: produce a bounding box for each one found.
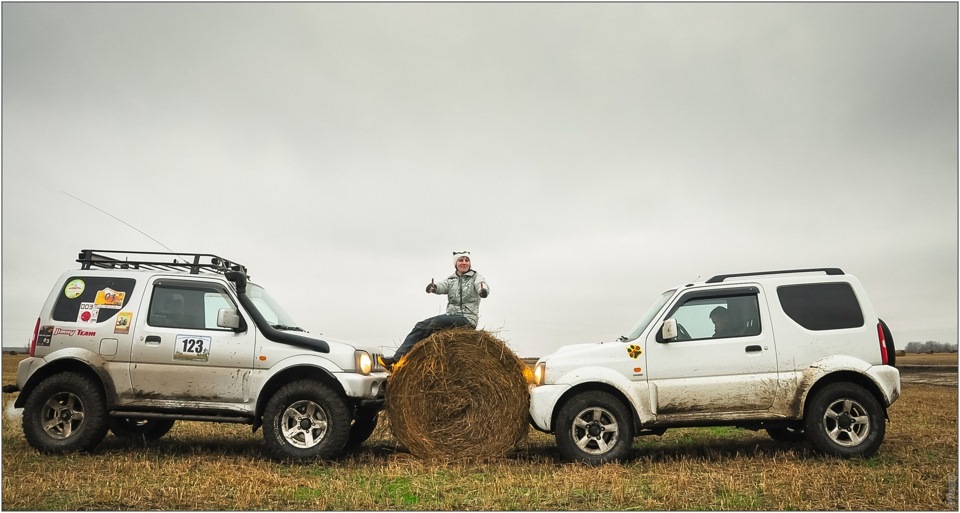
[379,251,489,369]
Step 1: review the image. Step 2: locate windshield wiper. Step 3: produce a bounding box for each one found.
[617,335,628,342]
[272,324,306,332]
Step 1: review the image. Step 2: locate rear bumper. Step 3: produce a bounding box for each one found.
[868,365,901,406]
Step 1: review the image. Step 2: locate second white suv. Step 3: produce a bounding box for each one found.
[529,268,900,463]
[4,250,388,460]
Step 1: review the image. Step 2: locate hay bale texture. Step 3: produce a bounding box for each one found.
[385,328,531,460]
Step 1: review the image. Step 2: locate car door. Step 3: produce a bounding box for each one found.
[644,286,778,418]
[129,277,255,404]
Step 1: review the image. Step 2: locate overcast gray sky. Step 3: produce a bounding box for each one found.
[2,2,957,358]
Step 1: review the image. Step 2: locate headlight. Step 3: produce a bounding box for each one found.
[533,362,546,386]
[355,351,373,375]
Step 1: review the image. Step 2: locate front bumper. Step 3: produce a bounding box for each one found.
[528,383,571,433]
[337,371,388,400]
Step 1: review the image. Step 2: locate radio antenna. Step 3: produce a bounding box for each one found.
[60,191,178,255]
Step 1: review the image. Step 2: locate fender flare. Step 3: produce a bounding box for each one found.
[14,351,117,408]
[549,365,650,431]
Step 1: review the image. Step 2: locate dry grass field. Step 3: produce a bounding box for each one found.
[2,353,956,510]
[897,352,958,366]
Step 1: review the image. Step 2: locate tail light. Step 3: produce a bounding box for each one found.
[877,322,889,365]
[29,317,40,357]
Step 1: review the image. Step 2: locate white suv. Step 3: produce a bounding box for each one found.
[4,250,387,460]
[529,268,900,463]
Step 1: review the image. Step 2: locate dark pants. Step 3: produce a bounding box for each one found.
[393,314,473,359]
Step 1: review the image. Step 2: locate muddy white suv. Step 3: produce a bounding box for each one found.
[4,250,387,460]
[529,268,900,463]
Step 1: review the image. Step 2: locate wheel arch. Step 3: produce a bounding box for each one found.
[802,371,889,419]
[552,381,642,435]
[14,358,112,409]
[253,365,346,429]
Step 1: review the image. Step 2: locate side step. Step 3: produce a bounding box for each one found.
[109,410,253,424]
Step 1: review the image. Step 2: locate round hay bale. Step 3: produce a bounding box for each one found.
[385,328,531,460]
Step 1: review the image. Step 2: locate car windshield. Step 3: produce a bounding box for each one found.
[247,283,301,329]
[621,289,675,342]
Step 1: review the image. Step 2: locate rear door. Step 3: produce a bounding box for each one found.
[644,286,779,418]
[130,277,255,404]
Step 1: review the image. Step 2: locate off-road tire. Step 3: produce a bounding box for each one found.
[262,380,351,461]
[22,372,109,454]
[555,390,635,464]
[803,382,885,458]
[109,418,176,441]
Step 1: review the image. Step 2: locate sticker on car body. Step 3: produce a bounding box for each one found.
[64,279,85,299]
[114,312,132,334]
[37,326,53,346]
[95,288,125,308]
[77,302,99,324]
[174,334,212,362]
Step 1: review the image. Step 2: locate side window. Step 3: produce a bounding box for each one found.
[148,282,238,331]
[52,277,136,323]
[667,292,761,340]
[204,293,234,328]
[777,282,864,330]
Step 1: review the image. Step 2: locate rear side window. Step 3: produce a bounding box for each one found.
[777,283,864,330]
[52,277,136,323]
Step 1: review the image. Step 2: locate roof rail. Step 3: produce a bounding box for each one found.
[706,268,844,283]
[77,249,248,278]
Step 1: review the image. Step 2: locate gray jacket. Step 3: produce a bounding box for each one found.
[433,270,489,325]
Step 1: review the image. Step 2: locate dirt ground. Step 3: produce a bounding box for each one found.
[897,352,957,386]
[898,368,957,386]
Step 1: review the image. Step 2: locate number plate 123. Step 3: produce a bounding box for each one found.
[174,335,212,362]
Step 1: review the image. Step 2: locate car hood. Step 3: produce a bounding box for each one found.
[541,342,604,362]
[323,335,381,355]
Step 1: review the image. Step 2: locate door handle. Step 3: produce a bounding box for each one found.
[745,345,762,352]
[145,335,161,344]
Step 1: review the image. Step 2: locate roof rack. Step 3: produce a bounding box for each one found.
[77,249,248,277]
[706,268,844,283]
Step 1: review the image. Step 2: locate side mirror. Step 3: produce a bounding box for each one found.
[217,308,242,330]
[660,318,678,341]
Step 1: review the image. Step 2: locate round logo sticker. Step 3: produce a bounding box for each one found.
[64,279,85,299]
